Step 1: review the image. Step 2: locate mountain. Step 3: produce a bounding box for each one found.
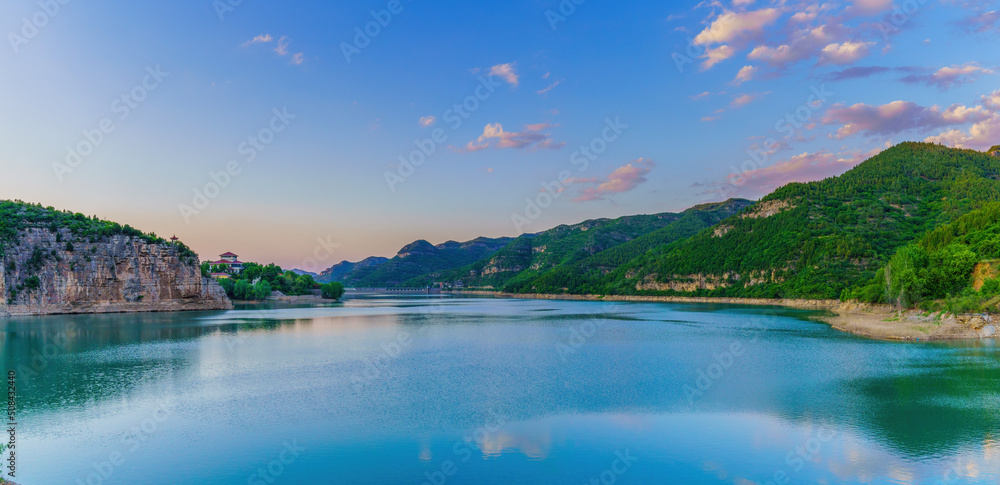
[849,201,1000,312]
[408,199,753,290]
[291,269,318,277]
[604,142,1000,299]
[315,256,389,284]
[314,142,1000,307]
[0,200,230,316]
[315,238,515,288]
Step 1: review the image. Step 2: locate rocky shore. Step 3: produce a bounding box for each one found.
[450,290,996,341]
[1,230,231,317]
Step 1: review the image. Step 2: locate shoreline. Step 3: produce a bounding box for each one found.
[0,299,233,318]
[447,290,997,341]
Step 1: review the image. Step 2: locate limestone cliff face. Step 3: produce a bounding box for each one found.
[0,228,231,316]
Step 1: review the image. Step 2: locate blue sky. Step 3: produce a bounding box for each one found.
[1,0,998,270]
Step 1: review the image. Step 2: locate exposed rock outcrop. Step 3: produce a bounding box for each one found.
[1,228,231,317]
[741,199,794,219]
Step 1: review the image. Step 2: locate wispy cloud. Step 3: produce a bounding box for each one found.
[730,92,768,108]
[731,65,758,85]
[925,89,1000,150]
[275,36,290,56]
[242,34,273,47]
[714,146,884,197]
[693,8,781,47]
[573,158,656,202]
[823,100,991,139]
[243,34,305,65]
[537,81,561,95]
[419,116,437,127]
[825,65,894,81]
[488,63,519,87]
[818,41,874,65]
[702,45,736,70]
[956,9,999,33]
[900,62,994,90]
[457,123,563,152]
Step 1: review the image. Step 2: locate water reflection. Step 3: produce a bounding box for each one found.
[2,296,998,484]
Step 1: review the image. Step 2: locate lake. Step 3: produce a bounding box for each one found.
[2,296,999,484]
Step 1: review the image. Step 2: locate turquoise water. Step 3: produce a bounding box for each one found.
[2,296,999,484]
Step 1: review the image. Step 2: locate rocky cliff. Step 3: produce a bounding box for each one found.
[1,227,231,317]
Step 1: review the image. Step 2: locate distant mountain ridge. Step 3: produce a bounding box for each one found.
[317,199,753,289]
[348,237,515,287]
[318,143,1000,305]
[407,199,753,290]
[315,256,389,284]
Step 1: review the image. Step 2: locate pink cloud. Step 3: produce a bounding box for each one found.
[573,159,656,202]
[693,8,782,46]
[537,81,560,95]
[242,34,273,47]
[925,114,1000,151]
[731,65,758,85]
[701,45,736,70]
[458,123,564,152]
[746,25,837,68]
[900,62,994,90]
[730,92,768,108]
[725,148,882,196]
[818,41,874,65]
[822,100,992,139]
[488,63,519,86]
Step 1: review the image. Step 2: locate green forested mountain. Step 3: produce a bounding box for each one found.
[606,142,1000,299]
[407,199,753,289]
[314,256,389,284]
[331,142,1000,308]
[348,237,515,287]
[849,202,1000,312]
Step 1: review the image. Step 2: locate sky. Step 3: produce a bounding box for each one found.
[1,0,999,271]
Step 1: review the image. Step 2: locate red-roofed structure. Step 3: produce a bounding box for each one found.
[207,252,244,276]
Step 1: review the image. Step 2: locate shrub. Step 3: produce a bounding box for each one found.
[321,282,345,300]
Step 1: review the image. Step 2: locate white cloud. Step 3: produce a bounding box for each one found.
[488,63,519,87]
[731,65,758,85]
[818,41,874,65]
[701,45,735,70]
[242,34,273,47]
[274,36,291,56]
[693,8,781,46]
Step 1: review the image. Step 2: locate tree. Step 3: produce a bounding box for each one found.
[218,277,236,298]
[321,282,345,300]
[253,280,272,301]
[241,262,264,283]
[887,245,927,310]
[234,280,252,300]
[292,274,317,295]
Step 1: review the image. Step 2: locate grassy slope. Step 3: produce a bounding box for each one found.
[412,199,754,290]
[615,143,1000,299]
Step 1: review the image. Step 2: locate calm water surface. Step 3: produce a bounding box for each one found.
[2,296,999,484]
